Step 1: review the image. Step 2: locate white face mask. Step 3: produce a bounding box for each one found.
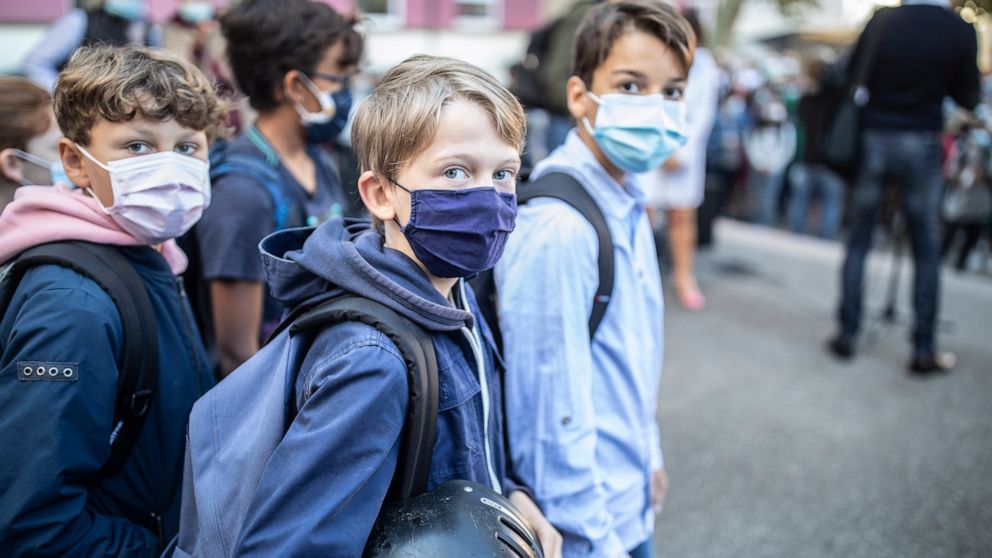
[291,74,337,125]
[76,145,211,244]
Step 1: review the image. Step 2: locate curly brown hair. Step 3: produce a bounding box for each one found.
[54,45,228,146]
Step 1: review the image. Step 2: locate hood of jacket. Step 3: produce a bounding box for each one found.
[260,218,472,333]
[0,185,187,274]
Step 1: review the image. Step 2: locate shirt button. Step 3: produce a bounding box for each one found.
[561,416,572,426]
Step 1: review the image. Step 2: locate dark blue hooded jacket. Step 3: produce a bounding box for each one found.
[0,246,214,557]
[225,219,516,556]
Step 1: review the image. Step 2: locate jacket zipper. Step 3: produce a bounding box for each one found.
[459,280,502,493]
[176,277,204,395]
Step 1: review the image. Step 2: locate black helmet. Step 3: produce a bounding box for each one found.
[364,480,545,558]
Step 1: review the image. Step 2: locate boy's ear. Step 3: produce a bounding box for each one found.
[358,170,396,222]
[0,148,24,183]
[58,138,91,189]
[566,76,593,123]
[280,70,308,108]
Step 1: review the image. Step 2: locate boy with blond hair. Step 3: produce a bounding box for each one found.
[0,45,223,556]
[169,54,560,557]
[495,2,695,556]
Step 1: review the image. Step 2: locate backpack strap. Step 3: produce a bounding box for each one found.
[0,241,158,477]
[286,295,439,499]
[519,171,615,337]
[210,150,292,230]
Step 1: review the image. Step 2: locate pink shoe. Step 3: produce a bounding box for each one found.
[677,286,706,311]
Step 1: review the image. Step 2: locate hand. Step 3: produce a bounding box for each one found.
[651,469,669,514]
[509,491,563,558]
[663,154,684,172]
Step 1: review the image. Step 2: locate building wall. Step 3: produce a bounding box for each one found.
[0,0,544,76]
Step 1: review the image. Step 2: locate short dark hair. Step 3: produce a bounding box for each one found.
[571,1,696,86]
[220,0,363,111]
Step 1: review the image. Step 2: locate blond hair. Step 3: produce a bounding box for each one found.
[352,55,526,182]
[54,45,228,145]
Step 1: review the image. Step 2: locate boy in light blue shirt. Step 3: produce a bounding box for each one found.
[494,2,695,556]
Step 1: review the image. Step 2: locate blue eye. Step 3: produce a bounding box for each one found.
[126,142,151,154]
[493,169,516,182]
[443,167,468,180]
[176,143,199,155]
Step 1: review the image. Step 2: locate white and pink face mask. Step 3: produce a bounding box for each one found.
[76,145,211,245]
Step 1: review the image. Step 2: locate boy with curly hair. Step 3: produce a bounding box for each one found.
[0,45,224,556]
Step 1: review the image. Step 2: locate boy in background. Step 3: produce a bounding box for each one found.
[197,0,361,375]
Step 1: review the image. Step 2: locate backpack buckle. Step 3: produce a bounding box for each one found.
[130,389,153,417]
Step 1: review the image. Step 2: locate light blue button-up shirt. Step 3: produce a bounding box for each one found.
[495,130,665,557]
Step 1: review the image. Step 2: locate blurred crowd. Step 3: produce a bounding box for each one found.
[698,47,992,261]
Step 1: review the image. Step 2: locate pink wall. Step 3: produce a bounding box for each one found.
[0,0,542,30]
[405,0,452,28]
[502,0,540,30]
[0,0,69,23]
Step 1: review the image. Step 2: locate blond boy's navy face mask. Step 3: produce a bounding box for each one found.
[391,181,517,278]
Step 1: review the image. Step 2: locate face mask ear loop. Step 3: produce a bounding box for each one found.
[387,177,413,230]
[582,89,603,135]
[298,73,336,118]
[73,144,115,213]
[74,144,111,173]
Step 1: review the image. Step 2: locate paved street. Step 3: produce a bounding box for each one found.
[653,220,992,558]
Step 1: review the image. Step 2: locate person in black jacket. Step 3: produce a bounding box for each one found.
[829,0,981,373]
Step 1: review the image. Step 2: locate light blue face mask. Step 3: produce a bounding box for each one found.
[13,149,70,187]
[104,0,146,21]
[178,2,215,24]
[582,92,688,174]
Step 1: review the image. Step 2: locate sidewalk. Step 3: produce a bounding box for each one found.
[653,219,992,558]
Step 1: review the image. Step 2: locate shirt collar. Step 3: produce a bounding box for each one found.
[902,0,950,7]
[539,129,645,220]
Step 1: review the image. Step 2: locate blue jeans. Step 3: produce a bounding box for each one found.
[628,536,655,558]
[748,167,786,227]
[838,130,944,356]
[787,162,844,239]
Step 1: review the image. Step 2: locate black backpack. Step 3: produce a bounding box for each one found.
[470,172,615,349]
[0,241,158,477]
[270,294,440,499]
[165,293,441,556]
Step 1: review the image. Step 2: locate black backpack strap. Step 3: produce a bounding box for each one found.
[287,295,439,499]
[0,241,158,477]
[519,172,615,337]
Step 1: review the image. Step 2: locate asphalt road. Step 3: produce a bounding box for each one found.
[652,220,992,558]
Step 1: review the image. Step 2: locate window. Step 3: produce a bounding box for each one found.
[357,0,402,28]
[455,0,499,27]
[357,0,390,15]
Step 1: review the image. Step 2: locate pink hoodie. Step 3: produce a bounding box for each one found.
[0,185,188,274]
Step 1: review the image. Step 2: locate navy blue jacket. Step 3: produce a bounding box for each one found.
[229,220,515,556]
[0,246,214,557]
